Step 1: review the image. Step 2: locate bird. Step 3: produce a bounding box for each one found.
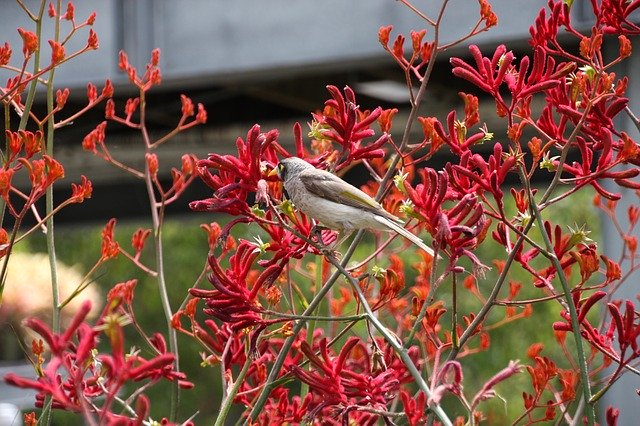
[269,157,434,257]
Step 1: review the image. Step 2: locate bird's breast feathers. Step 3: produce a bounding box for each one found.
[294,194,382,231]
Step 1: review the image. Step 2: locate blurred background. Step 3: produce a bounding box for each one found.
[0,0,587,223]
[0,0,637,424]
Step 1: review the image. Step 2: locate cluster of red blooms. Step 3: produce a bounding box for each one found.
[173,298,430,425]
[4,0,640,424]
[4,292,192,425]
[447,1,640,423]
[182,1,638,424]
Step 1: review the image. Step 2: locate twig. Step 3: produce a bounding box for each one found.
[624,106,640,132]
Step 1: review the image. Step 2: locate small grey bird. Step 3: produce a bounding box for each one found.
[270,157,434,257]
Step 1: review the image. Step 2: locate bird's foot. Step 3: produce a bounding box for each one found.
[320,246,342,261]
[310,224,331,245]
[310,224,342,259]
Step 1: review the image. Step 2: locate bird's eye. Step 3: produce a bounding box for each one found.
[278,163,286,179]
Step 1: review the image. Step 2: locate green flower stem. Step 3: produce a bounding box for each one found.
[18,6,45,132]
[41,2,61,425]
[0,214,25,299]
[139,90,180,421]
[0,104,9,230]
[46,0,61,333]
[451,274,458,350]
[300,255,323,399]
[524,177,595,425]
[215,351,252,426]
[510,74,597,426]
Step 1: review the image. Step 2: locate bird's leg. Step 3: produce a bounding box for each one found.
[319,229,355,260]
[310,223,331,245]
[309,223,344,259]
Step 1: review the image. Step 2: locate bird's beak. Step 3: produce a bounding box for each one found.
[267,167,279,178]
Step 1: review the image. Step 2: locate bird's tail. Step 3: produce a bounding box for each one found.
[374,215,434,257]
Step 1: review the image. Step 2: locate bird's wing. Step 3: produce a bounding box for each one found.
[298,169,400,221]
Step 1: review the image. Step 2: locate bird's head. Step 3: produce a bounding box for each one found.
[269,157,312,181]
